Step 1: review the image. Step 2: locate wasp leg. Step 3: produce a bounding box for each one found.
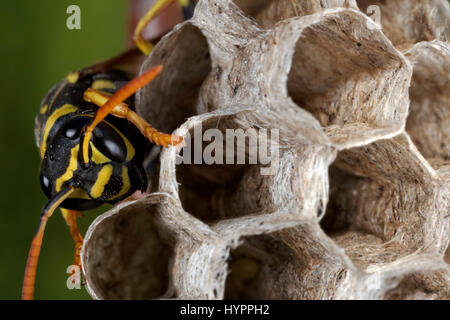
[81,66,169,164]
[60,209,83,268]
[83,87,183,148]
[134,0,177,55]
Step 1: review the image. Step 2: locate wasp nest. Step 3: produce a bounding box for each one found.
[81,0,450,299]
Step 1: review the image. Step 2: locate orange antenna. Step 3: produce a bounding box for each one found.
[22,187,75,300]
[81,65,164,164]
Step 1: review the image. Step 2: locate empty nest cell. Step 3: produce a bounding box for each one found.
[82,197,176,300]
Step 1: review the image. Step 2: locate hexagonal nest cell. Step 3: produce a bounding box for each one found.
[81,0,450,300]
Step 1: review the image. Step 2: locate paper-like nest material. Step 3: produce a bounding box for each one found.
[81,0,450,299]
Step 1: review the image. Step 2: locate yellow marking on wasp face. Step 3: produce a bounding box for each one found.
[69,188,91,200]
[39,104,48,115]
[40,104,78,159]
[90,165,113,199]
[109,166,130,201]
[56,145,79,192]
[178,0,189,7]
[90,142,110,164]
[92,80,115,90]
[67,72,79,84]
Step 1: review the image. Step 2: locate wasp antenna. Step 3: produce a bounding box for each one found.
[22,187,75,300]
[80,65,164,164]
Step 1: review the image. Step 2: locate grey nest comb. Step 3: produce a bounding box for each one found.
[80,0,450,300]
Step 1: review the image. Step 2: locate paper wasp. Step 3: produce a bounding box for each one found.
[22,0,195,300]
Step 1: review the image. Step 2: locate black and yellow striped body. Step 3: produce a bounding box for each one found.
[35,70,151,211]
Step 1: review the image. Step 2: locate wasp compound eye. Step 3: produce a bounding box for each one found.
[40,174,52,198]
[93,123,127,163]
[62,117,91,140]
[64,127,80,139]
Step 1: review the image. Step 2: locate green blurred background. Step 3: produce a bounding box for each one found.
[0,0,127,299]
